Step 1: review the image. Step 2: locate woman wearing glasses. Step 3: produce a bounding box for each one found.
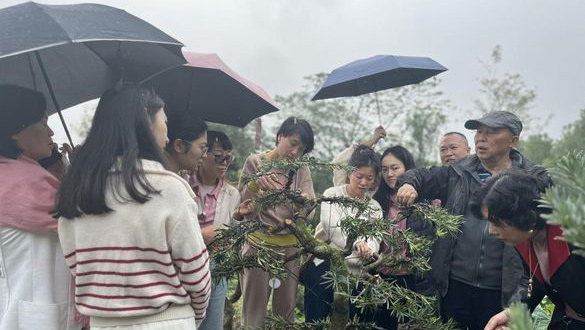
[188,130,252,330]
[164,111,209,174]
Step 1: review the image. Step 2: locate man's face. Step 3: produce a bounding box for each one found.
[439,134,470,165]
[474,125,518,162]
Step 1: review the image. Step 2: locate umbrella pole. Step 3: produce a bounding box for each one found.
[34,52,75,146]
[374,91,382,125]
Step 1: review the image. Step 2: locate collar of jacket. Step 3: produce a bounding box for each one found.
[516,225,571,284]
[451,149,529,175]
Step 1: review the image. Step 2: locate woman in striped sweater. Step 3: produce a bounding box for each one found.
[57,86,210,330]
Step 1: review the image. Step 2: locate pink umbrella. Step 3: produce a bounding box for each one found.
[142,51,279,127]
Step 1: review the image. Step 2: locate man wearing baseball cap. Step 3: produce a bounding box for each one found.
[394,111,551,330]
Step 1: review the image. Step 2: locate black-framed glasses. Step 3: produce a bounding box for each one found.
[213,153,234,164]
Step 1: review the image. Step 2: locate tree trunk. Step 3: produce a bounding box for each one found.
[255,117,262,150]
[329,292,350,330]
[223,298,235,330]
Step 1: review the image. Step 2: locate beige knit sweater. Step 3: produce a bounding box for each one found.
[58,160,210,326]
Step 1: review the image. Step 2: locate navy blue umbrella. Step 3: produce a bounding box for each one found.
[312,55,447,100]
[311,55,447,123]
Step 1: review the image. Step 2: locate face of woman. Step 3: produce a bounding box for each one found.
[481,205,533,246]
[200,142,232,180]
[348,166,377,199]
[276,133,305,160]
[12,116,55,161]
[179,133,208,171]
[151,108,169,150]
[381,153,406,189]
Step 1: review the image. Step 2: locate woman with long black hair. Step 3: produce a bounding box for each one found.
[368,145,417,330]
[57,85,210,330]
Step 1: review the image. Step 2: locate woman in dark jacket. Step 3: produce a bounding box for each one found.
[471,170,585,330]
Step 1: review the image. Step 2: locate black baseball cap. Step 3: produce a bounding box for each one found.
[464,111,523,136]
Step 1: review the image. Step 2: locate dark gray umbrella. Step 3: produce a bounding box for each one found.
[142,52,279,128]
[0,2,186,144]
[311,55,447,123]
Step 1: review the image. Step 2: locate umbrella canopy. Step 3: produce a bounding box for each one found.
[143,52,279,128]
[0,2,186,144]
[311,55,447,101]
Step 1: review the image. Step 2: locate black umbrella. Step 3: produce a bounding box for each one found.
[142,52,279,127]
[0,2,186,144]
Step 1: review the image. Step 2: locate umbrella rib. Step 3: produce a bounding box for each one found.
[72,38,183,46]
[0,40,182,60]
[83,43,114,75]
[0,41,73,59]
[26,52,38,91]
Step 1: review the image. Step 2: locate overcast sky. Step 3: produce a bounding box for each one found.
[3,0,584,148]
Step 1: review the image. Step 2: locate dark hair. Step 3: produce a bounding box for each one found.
[470,170,551,231]
[207,130,232,151]
[275,117,314,154]
[165,111,207,152]
[348,145,381,176]
[0,85,46,159]
[373,145,416,217]
[442,131,469,146]
[58,85,166,219]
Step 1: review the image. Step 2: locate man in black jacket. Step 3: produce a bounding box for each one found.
[396,111,551,330]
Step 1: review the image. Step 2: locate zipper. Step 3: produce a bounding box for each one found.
[475,221,489,286]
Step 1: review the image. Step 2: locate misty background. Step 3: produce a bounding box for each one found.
[3,0,584,155]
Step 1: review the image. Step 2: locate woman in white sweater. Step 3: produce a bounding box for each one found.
[303,145,382,325]
[57,86,210,330]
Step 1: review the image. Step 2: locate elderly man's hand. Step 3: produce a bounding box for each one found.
[396,183,418,206]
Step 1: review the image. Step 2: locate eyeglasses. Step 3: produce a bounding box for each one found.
[213,153,234,164]
[181,139,208,155]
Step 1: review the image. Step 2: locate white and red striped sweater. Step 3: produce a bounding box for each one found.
[58,160,211,326]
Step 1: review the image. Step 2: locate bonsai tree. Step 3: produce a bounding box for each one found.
[209,156,463,330]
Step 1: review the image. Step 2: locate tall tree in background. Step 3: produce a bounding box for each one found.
[402,78,450,166]
[475,45,540,132]
[518,108,585,166]
[554,108,585,157]
[517,133,555,166]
